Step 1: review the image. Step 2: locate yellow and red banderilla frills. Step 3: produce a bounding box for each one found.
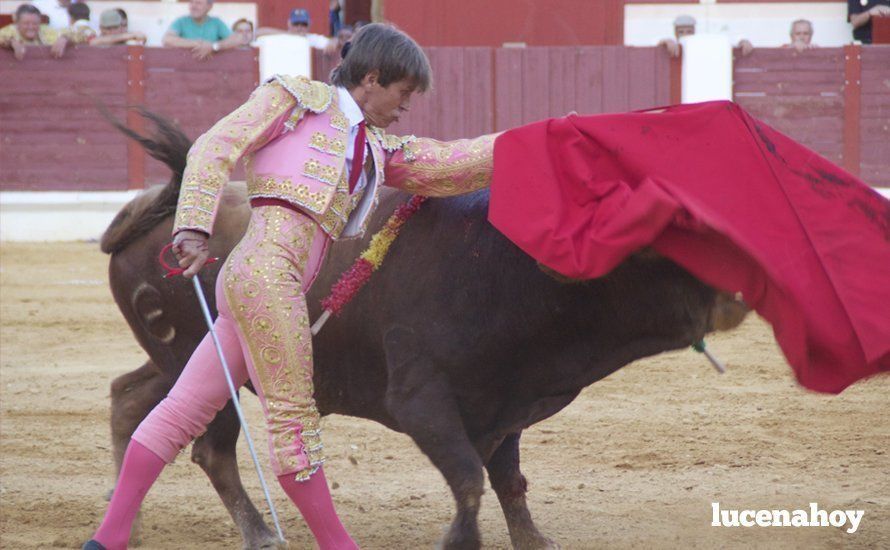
[318,195,427,318]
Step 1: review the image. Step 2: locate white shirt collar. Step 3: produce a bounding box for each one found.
[336,86,365,128]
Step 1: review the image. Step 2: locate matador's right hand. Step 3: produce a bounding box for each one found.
[172,229,210,279]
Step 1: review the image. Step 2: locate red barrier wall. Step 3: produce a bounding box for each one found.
[860,46,890,187]
[3,45,888,191]
[733,46,890,188]
[383,0,624,46]
[315,46,673,140]
[733,48,846,166]
[0,46,258,190]
[1,47,129,190]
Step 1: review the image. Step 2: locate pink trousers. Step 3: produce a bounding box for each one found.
[133,204,330,480]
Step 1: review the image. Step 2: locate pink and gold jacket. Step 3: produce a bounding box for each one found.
[173,75,497,240]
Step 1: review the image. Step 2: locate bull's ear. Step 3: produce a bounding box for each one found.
[537,262,586,284]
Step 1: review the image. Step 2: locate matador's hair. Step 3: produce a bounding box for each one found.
[331,23,432,93]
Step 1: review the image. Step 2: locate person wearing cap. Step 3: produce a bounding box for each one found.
[82,22,498,550]
[256,8,333,50]
[657,14,754,58]
[90,8,146,46]
[0,3,70,60]
[163,0,248,60]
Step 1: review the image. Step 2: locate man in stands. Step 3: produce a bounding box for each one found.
[0,3,70,60]
[256,8,333,50]
[163,0,247,60]
[784,19,816,51]
[848,0,890,44]
[91,8,146,46]
[658,14,754,58]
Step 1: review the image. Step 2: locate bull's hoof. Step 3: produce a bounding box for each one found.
[437,525,481,550]
[515,534,560,550]
[245,535,289,549]
[82,540,107,550]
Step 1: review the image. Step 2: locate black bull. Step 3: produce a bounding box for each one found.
[100,115,749,549]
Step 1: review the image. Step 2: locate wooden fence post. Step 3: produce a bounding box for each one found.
[842,44,861,176]
[126,44,146,189]
[670,54,682,105]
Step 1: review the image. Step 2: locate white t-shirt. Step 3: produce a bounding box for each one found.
[305,33,330,50]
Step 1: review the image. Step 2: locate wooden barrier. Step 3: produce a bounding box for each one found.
[0,45,258,190]
[859,46,890,187]
[733,47,846,167]
[1,47,129,191]
[2,45,888,191]
[316,46,673,140]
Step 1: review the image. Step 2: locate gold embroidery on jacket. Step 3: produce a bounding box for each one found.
[272,75,333,113]
[302,159,340,186]
[308,132,347,156]
[329,112,349,132]
[369,127,418,161]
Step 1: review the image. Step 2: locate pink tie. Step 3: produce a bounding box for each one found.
[348,121,366,195]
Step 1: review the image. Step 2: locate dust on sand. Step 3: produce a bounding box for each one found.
[1,242,887,549]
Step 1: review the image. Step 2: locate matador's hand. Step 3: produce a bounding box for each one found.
[173,229,210,278]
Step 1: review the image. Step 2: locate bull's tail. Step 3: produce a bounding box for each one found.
[99,107,192,254]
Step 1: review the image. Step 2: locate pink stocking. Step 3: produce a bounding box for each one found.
[91,440,166,550]
[278,467,358,550]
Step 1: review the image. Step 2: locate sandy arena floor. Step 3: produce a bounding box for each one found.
[0,241,887,549]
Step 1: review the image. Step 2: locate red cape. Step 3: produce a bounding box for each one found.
[489,101,890,394]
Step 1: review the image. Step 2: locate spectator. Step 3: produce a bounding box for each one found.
[0,3,69,60]
[232,18,254,46]
[783,19,816,52]
[91,8,146,46]
[658,14,754,58]
[163,0,248,60]
[67,2,95,44]
[256,8,332,50]
[657,14,695,57]
[848,0,890,44]
[329,0,342,37]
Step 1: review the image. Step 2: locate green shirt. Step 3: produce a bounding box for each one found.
[169,15,231,42]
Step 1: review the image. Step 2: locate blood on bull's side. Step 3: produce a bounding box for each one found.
[99,112,749,549]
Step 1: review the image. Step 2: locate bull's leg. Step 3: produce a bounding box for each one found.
[383,326,485,550]
[110,361,172,474]
[486,433,558,550]
[190,401,282,550]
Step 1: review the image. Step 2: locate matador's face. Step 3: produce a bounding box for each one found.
[361,77,417,129]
